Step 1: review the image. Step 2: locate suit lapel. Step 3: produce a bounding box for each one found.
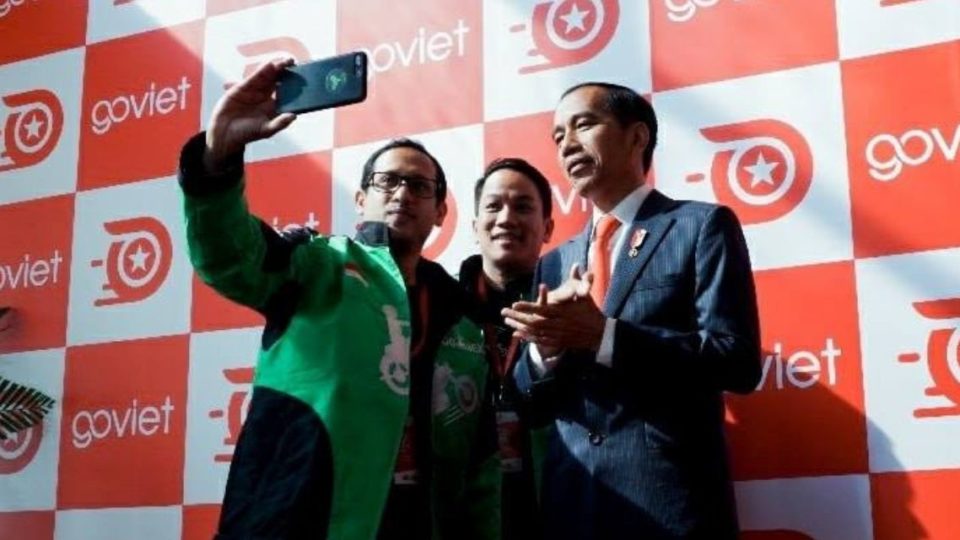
[603,190,676,316]
[563,225,591,284]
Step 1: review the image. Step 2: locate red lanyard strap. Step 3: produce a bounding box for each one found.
[477,274,520,381]
[409,285,429,359]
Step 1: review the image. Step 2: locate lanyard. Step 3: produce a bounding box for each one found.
[477,274,520,383]
[409,285,429,359]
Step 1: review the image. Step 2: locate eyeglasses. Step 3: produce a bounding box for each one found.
[368,172,439,199]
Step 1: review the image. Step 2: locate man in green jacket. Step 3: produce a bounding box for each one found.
[179,57,499,540]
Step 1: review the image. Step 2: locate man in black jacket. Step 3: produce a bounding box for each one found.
[460,157,554,540]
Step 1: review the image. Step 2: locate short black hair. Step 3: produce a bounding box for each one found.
[360,138,447,202]
[560,82,658,174]
[474,157,553,219]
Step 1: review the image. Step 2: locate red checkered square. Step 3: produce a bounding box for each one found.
[871,469,960,540]
[0,511,54,540]
[0,1,86,67]
[0,195,72,353]
[650,0,838,91]
[58,336,188,509]
[844,39,960,259]
[79,22,204,190]
[335,0,483,146]
[182,504,221,540]
[727,261,866,480]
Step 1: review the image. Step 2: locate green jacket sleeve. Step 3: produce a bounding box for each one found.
[178,132,318,311]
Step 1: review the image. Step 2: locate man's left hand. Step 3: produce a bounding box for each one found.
[501,282,607,352]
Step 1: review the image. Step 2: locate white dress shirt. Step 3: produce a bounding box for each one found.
[531,183,653,375]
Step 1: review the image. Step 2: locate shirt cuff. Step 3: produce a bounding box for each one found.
[529,344,562,377]
[595,317,616,368]
[178,131,245,197]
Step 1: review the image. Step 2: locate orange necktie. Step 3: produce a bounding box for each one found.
[589,214,621,307]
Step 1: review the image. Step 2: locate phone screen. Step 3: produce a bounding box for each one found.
[276,51,367,115]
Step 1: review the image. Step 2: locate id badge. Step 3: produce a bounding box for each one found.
[496,410,523,473]
[393,417,419,485]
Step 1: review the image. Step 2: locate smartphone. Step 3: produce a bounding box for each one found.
[276,51,367,114]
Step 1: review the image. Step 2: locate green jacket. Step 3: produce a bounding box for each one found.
[178,133,500,540]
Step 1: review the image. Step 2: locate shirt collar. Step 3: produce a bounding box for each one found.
[592,183,652,227]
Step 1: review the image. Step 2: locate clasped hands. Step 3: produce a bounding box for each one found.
[501,264,607,359]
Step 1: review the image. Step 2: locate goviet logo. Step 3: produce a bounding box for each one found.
[688,119,813,225]
[0,249,63,291]
[0,425,42,475]
[89,76,192,135]
[70,396,175,449]
[0,89,63,173]
[865,121,959,182]
[90,216,172,307]
[898,298,960,419]
[664,0,744,23]
[513,0,619,74]
[757,338,841,391]
[358,20,470,77]
[226,38,311,91]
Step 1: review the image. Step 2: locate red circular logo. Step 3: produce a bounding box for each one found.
[0,425,43,475]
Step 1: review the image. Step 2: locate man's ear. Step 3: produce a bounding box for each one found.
[632,122,650,155]
[433,197,448,227]
[543,217,555,245]
[471,218,479,244]
[354,190,366,216]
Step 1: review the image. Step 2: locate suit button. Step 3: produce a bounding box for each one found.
[588,431,605,446]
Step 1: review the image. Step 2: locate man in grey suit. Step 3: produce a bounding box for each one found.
[503,82,761,539]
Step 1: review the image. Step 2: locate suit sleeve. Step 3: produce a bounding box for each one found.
[611,205,761,394]
[512,255,576,426]
[178,131,330,312]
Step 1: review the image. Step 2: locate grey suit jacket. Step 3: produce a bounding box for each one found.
[514,189,761,539]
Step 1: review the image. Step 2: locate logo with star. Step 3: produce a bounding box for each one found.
[515,0,620,74]
[693,119,814,225]
[92,216,173,307]
[0,89,64,172]
[0,425,43,475]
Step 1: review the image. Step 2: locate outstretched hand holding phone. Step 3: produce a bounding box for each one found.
[203,52,368,173]
[204,57,297,173]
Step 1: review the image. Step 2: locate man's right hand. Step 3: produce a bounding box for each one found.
[203,57,298,173]
[546,263,593,305]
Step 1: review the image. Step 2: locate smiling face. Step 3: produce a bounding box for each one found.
[473,167,553,277]
[552,85,649,211]
[355,147,446,252]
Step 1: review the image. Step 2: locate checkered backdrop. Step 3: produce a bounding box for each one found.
[0,0,958,538]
